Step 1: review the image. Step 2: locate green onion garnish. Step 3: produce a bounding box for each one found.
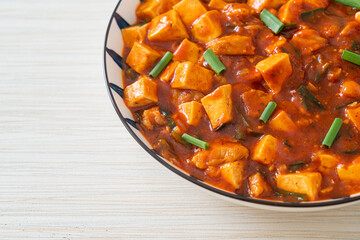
[283,23,298,31]
[322,118,343,148]
[301,8,324,20]
[203,49,226,75]
[314,63,330,83]
[274,189,308,201]
[259,9,285,34]
[182,133,209,150]
[288,161,305,172]
[338,149,358,155]
[161,109,176,131]
[333,0,360,9]
[342,49,360,66]
[335,100,360,110]
[149,51,173,78]
[297,85,325,111]
[260,101,277,123]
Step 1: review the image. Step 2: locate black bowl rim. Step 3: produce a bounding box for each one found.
[103,0,360,209]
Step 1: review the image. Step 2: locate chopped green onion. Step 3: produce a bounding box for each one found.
[161,109,176,131]
[259,9,285,34]
[301,8,324,20]
[288,161,305,172]
[182,133,209,150]
[149,51,173,78]
[274,189,308,201]
[289,42,300,56]
[322,118,343,148]
[332,0,360,9]
[338,149,358,155]
[342,49,360,66]
[235,131,247,140]
[203,49,226,75]
[283,23,298,30]
[314,63,330,83]
[283,139,292,148]
[260,101,277,123]
[335,100,360,110]
[297,85,325,111]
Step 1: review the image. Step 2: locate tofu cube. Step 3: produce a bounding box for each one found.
[159,61,180,83]
[269,111,297,132]
[278,0,302,24]
[340,80,360,98]
[126,42,161,73]
[178,101,203,126]
[248,172,272,197]
[191,10,223,43]
[136,0,182,21]
[121,23,149,48]
[265,36,287,54]
[291,29,328,54]
[148,10,189,42]
[247,0,288,13]
[173,0,208,27]
[207,35,255,55]
[241,89,273,118]
[337,157,360,182]
[315,153,338,173]
[220,161,246,189]
[201,84,233,130]
[252,135,279,165]
[276,173,322,201]
[346,104,360,131]
[171,61,213,93]
[208,0,227,10]
[255,53,293,94]
[174,39,202,63]
[124,75,158,108]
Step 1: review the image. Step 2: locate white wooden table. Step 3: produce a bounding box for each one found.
[1,0,360,239]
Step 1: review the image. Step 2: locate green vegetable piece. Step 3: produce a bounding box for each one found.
[283,23,298,30]
[161,109,176,131]
[314,63,330,83]
[301,8,324,20]
[335,100,360,110]
[322,118,343,148]
[274,189,308,201]
[182,134,210,150]
[332,0,360,9]
[342,49,360,66]
[260,101,277,123]
[288,161,305,172]
[297,85,325,111]
[259,9,285,34]
[149,51,173,78]
[203,49,226,75]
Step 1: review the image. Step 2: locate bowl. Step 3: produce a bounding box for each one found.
[103,0,360,211]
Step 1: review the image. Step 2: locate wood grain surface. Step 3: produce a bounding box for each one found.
[1,0,360,239]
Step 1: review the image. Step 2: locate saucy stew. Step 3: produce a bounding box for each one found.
[121,0,360,202]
